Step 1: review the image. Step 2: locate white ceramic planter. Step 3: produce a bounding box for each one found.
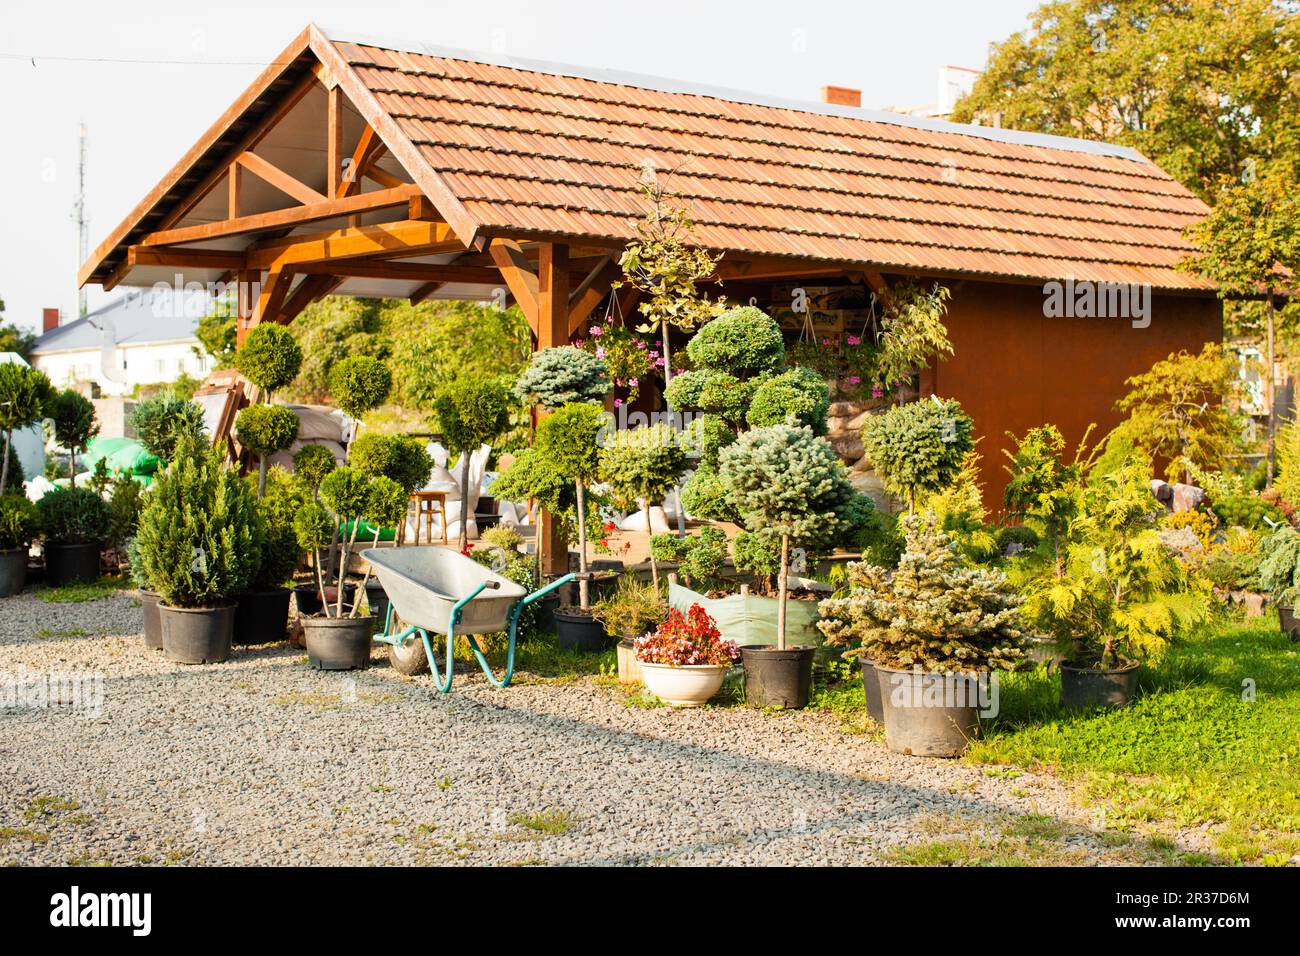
[638,661,727,707]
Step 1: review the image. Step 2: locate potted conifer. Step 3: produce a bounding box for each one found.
[537,403,609,650]
[0,362,53,496]
[48,389,99,487]
[351,432,433,615]
[598,422,687,590]
[0,493,41,597]
[433,376,512,550]
[818,515,1027,756]
[134,436,259,664]
[128,392,206,465]
[233,468,306,645]
[328,355,393,460]
[37,486,111,586]
[719,422,869,709]
[235,405,300,498]
[289,443,338,614]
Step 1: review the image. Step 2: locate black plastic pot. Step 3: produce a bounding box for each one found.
[294,582,356,617]
[875,665,983,758]
[44,541,101,587]
[139,590,163,650]
[232,589,291,645]
[740,645,815,709]
[860,658,884,723]
[302,614,375,670]
[1060,661,1140,710]
[365,580,389,626]
[475,513,501,533]
[0,548,27,598]
[535,592,560,633]
[159,602,235,664]
[553,608,612,652]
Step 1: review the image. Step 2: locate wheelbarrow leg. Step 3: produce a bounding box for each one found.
[466,573,576,689]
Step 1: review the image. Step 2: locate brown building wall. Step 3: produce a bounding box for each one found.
[931,280,1224,514]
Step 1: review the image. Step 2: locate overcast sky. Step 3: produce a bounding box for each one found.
[0,0,1043,333]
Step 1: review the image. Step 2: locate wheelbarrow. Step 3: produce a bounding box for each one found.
[364,546,574,693]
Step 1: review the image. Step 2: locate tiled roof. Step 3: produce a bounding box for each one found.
[332,36,1212,290]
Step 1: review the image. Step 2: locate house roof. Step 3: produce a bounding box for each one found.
[80,24,1214,293]
[30,290,204,355]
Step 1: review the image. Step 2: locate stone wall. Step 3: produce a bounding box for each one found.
[825,399,896,512]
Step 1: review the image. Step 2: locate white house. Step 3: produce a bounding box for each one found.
[29,289,214,397]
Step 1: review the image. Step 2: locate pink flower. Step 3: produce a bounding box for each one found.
[822,338,830,346]
[629,377,639,387]
[595,347,606,359]
[847,375,860,385]
[590,325,603,337]
[872,384,884,399]
[655,357,665,368]
[574,339,585,348]
[613,398,622,407]
[846,335,861,346]
[636,340,647,350]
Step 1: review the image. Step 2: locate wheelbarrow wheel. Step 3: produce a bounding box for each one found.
[388,634,431,676]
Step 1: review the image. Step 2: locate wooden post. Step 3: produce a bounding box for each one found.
[235,268,257,346]
[537,242,571,578]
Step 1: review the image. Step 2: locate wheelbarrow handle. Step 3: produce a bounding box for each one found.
[519,572,577,608]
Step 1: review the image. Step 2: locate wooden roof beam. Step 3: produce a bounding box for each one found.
[248,219,464,270]
[489,238,540,329]
[235,150,327,206]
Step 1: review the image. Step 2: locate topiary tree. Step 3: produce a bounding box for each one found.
[234,323,303,400]
[128,392,205,465]
[36,485,111,546]
[319,466,370,617]
[0,362,53,495]
[817,514,1027,672]
[294,502,334,609]
[328,355,393,459]
[513,346,610,409]
[434,377,513,550]
[747,366,831,434]
[245,465,308,593]
[235,404,300,497]
[535,402,606,610]
[598,422,687,587]
[350,432,434,495]
[134,436,259,607]
[47,389,99,488]
[352,475,411,614]
[861,398,974,513]
[292,444,336,501]
[685,305,785,376]
[720,423,869,647]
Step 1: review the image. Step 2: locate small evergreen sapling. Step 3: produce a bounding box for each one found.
[235,404,300,497]
[48,389,98,488]
[0,362,53,495]
[861,398,974,513]
[598,422,687,587]
[234,324,303,401]
[319,466,370,617]
[292,444,336,501]
[719,423,869,647]
[433,377,512,551]
[128,392,205,464]
[817,514,1027,672]
[514,346,609,409]
[535,402,606,610]
[328,356,393,459]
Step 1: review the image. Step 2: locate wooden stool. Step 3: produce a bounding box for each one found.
[410,490,450,545]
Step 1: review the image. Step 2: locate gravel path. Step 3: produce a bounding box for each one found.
[0,590,1209,866]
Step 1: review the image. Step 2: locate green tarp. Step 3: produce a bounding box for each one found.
[82,437,160,477]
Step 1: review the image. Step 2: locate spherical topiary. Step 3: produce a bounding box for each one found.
[747,366,831,435]
[681,413,736,469]
[514,346,609,409]
[351,433,433,494]
[679,465,738,523]
[236,404,300,497]
[599,424,687,584]
[329,355,393,421]
[0,363,53,494]
[320,466,370,522]
[292,444,337,493]
[36,485,111,545]
[664,368,752,425]
[0,494,41,550]
[536,403,606,482]
[684,306,784,376]
[128,392,206,463]
[435,376,513,549]
[294,502,334,554]
[48,389,100,482]
[365,475,409,531]
[720,422,866,554]
[861,398,974,512]
[235,324,303,394]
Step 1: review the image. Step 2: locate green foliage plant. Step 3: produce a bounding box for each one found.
[36,485,110,546]
[235,404,300,497]
[650,525,728,592]
[598,422,687,587]
[128,392,205,464]
[0,494,41,550]
[48,389,99,488]
[292,444,337,500]
[535,402,606,610]
[861,398,974,513]
[433,377,512,551]
[591,572,665,641]
[0,362,53,495]
[328,356,393,457]
[234,324,303,399]
[719,422,869,647]
[513,346,609,409]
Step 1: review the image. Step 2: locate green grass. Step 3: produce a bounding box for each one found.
[969,615,1300,861]
[507,809,573,835]
[36,575,129,604]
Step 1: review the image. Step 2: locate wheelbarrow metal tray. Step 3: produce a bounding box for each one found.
[362,547,525,635]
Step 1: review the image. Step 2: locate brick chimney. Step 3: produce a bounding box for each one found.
[821,85,861,108]
[42,308,60,333]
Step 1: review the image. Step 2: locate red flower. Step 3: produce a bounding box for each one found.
[633,603,739,667]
